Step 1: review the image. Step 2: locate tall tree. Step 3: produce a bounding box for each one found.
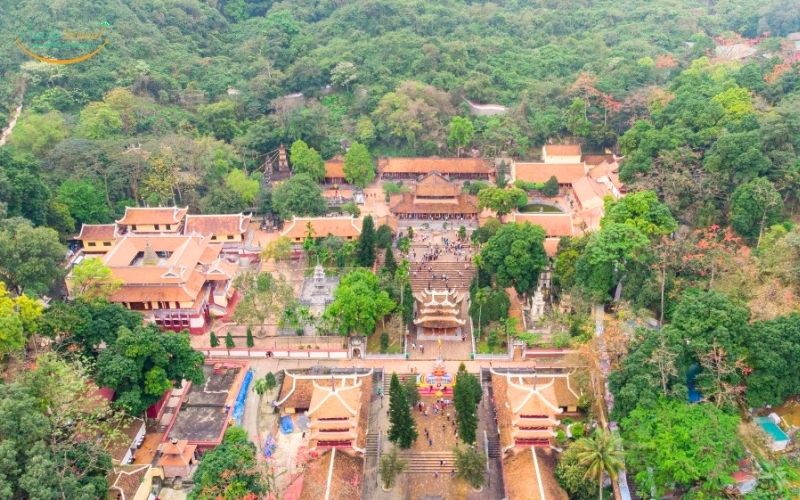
[344,142,375,188]
[190,426,266,499]
[0,282,42,356]
[477,187,528,217]
[233,271,295,337]
[475,222,547,296]
[388,373,417,448]
[0,217,66,295]
[448,116,475,156]
[571,430,624,500]
[454,445,487,489]
[622,400,742,497]
[730,177,783,247]
[67,257,121,302]
[289,139,325,182]
[323,269,395,335]
[95,325,205,415]
[541,175,560,197]
[272,173,327,218]
[55,179,112,226]
[383,247,397,275]
[454,369,481,445]
[357,215,376,267]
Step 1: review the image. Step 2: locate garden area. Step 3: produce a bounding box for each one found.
[367,313,406,354]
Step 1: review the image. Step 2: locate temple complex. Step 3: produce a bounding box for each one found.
[412,288,466,341]
[67,233,238,333]
[389,172,478,221]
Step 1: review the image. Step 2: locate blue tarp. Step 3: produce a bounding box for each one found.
[280,415,294,434]
[232,369,254,424]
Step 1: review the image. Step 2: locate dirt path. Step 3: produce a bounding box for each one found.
[0,104,22,147]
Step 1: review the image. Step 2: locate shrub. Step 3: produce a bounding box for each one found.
[380,331,390,353]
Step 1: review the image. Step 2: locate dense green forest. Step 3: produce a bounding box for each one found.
[2,0,800,234]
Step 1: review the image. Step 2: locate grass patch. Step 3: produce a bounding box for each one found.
[367,314,405,353]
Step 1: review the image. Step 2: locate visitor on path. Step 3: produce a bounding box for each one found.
[428,438,433,447]
[434,471,439,479]
[440,459,444,467]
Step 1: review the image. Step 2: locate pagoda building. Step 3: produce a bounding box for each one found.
[389,172,478,221]
[413,288,466,341]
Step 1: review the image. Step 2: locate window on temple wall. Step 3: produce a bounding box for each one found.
[227,235,234,240]
[166,225,171,230]
[87,241,96,246]
[103,241,111,246]
[154,224,160,230]
[211,235,217,240]
[132,225,137,230]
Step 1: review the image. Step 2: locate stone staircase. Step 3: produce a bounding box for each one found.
[398,451,457,473]
[409,261,475,293]
[486,434,501,458]
[366,432,380,459]
[383,373,415,394]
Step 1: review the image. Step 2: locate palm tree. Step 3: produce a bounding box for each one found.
[758,458,800,497]
[572,429,625,500]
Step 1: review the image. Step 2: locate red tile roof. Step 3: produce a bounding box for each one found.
[116,207,188,226]
[414,172,461,197]
[380,157,492,175]
[77,224,116,240]
[280,217,362,241]
[512,213,574,237]
[390,193,478,215]
[515,163,586,184]
[582,154,615,166]
[324,159,345,179]
[184,214,251,237]
[544,144,582,157]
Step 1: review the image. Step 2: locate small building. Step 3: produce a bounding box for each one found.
[542,144,582,164]
[156,439,197,480]
[324,158,346,185]
[389,172,478,221]
[756,416,790,452]
[413,288,466,341]
[275,369,372,451]
[572,176,611,212]
[299,264,339,317]
[379,157,493,181]
[183,213,252,245]
[510,213,575,258]
[280,216,362,245]
[76,223,117,254]
[68,233,238,333]
[588,161,626,198]
[116,207,188,235]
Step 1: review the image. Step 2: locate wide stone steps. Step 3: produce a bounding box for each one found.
[383,373,415,393]
[409,262,476,293]
[487,436,501,458]
[397,451,457,473]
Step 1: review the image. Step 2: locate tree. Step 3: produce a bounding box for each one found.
[0,354,117,499]
[379,446,407,490]
[571,430,624,500]
[225,169,261,206]
[602,190,677,239]
[37,299,142,360]
[556,444,600,500]
[372,81,454,147]
[0,217,66,295]
[246,327,254,348]
[744,313,800,407]
[264,372,277,392]
[323,269,395,335]
[357,215,376,267]
[473,287,490,339]
[458,225,467,241]
[343,142,375,188]
[55,179,112,226]
[0,283,42,356]
[388,373,417,448]
[262,236,292,262]
[375,224,393,249]
[622,400,742,497]
[198,100,239,142]
[476,222,547,296]
[541,175,560,197]
[142,150,178,206]
[395,259,412,324]
[76,102,123,139]
[402,375,420,408]
[730,177,783,247]
[383,247,397,275]
[477,187,528,217]
[233,271,295,337]
[272,173,327,218]
[95,325,205,415]
[448,116,475,156]
[454,445,487,489]
[191,426,265,499]
[575,222,649,301]
[210,331,219,347]
[9,111,68,155]
[67,257,121,302]
[289,139,325,182]
[454,369,481,445]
